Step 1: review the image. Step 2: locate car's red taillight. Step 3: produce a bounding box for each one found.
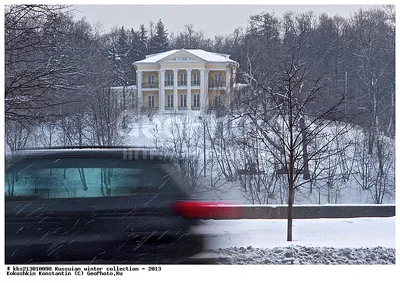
[173,201,242,219]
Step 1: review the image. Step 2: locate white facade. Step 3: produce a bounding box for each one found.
[133,49,238,112]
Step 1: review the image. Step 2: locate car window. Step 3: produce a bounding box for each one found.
[5,157,177,199]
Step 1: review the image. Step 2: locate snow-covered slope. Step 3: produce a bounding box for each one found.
[123,113,395,205]
[8,112,394,205]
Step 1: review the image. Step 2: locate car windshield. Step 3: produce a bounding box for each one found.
[5,157,176,199]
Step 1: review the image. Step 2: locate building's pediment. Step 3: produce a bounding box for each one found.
[159,50,206,63]
[134,49,238,67]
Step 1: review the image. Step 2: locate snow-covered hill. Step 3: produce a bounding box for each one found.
[123,112,395,205]
[6,111,395,205]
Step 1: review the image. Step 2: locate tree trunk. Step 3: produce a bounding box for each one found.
[299,117,310,180]
[287,150,295,241]
[368,84,378,155]
[287,97,295,242]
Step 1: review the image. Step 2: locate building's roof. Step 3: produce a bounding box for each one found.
[135,49,238,64]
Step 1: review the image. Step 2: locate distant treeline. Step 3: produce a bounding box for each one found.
[5,5,395,136]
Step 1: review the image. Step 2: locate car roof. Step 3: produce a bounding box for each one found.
[7,146,174,164]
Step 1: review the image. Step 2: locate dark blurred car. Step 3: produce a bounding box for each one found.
[5,147,214,264]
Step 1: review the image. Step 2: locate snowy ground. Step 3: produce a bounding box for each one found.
[125,112,203,147]
[193,217,396,264]
[209,246,395,264]
[124,113,395,205]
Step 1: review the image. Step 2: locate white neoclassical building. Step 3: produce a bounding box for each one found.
[133,49,238,112]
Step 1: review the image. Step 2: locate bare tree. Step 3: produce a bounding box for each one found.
[240,55,353,241]
[371,136,395,204]
[205,115,236,181]
[350,9,395,151]
[5,5,88,122]
[88,87,124,146]
[153,115,204,192]
[5,120,33,153]
[353,130,395,204]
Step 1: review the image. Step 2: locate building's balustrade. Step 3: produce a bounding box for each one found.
[141,73,225,89]
[141,106,158,112]
[208,80,225,88]
[138,68,230,111]
[142,82,159,88]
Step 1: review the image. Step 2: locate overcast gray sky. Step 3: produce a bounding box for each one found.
[72,5,377,37]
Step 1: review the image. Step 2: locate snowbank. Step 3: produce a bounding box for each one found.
[210,246,395,264]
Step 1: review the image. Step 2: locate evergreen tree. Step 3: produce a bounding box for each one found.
[124,28,141,84]
[116,26,130,85]
[149,19,169,54]
[117,26,129,58]
[138,24,148,57]
[106,43,124,87]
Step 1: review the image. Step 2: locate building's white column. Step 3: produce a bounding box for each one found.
[203,70,209,110]
[137,70,142,108]
[186,69,192,110]
[159,69,165,112]
[200,69,205,110]
[173,69,178,111]
[226,67,231,108]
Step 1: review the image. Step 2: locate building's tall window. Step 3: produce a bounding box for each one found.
[167,94,173,107]
[180,94,187,107]
[167,73,173,86]
[193,94,200,107]
[193,73,200,85]
[214,74,222,83]
[179,73,187,85]
[148,95,155,108]
[211,73,222,88]
[148,75,155,84]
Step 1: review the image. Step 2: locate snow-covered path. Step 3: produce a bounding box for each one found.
[198,217,395,249]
